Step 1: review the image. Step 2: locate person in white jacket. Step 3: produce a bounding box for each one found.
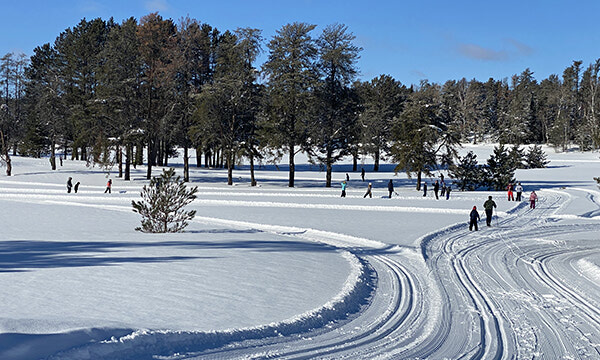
[515,182,524,201]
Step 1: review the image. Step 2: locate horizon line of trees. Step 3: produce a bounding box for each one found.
[1,14,599,188]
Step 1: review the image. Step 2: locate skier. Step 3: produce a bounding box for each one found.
[507,183,515,201]
[74,182,80,193]
[445,185,451,200]
[363,182,372,198]
[469,206,480,231]
[440,181,446,197]
[423,182,428,197]
[515,182,523,201]
[361,168,365,181]
[346,173,350,182]
[67,177,73,193]
[341,180,347,198]
[483,196,497,226]
[387,179,394,198]
[529,190,538,209]
[440,173,444,183]
[433,180,440,200]
[104,179,112,194]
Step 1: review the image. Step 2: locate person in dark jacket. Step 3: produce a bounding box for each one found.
[387,179,394,198]
[67,177,73,193]
[74,182,80,193]
[483,196,497,226]
[469,206,480,231]
[423,182,428,197]
[361,168,365,181]
[433,180,440,200]
[445,185,451,200]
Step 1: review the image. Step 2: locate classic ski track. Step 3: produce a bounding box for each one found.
[2,182,600,359]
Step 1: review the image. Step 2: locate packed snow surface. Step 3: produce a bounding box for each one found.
[0,144,599,359]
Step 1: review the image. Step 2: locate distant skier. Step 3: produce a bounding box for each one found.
[363,182,372,198]
[387,179,394,198]
[440,173,444,183]
[74,182,80,193]
[433,180,440,200]
[483,196,497,226]
[67,177,73,193]
[469,206,480,231]
[341,180,347,198]
[361,168,365,181]
[104,179,112,194]
[445,185,451,200]
[515,182,523,201]
[529,190,538,209]
[423,182,428,197]
[507,183,515,201]
[346,173,350,182]
[440,181,446,197]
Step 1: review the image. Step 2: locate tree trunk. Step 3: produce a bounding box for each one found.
[250,153,257,186]
[289,145,295,187]
[117,145,123,178]
[50,140,56,170]
[325,147,333,187]
[352,151,358,172]
[0,129,11,176]
[227,151,233,186]
[416,171,422,191]
[125,144,131,181]
[146,141,153,180]
[374,148,380,172]
[183,146,189,182]
[196,147,202,167]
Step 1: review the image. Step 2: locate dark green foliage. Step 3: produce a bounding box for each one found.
[524,144,549,168]
[508,144,526,169]
[485,144,516,190]
[131,168,198,233]
[448,151,484,191]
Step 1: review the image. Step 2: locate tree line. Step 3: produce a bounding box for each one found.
[0,14,599,187]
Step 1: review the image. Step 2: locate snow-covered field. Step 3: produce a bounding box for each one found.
[0,144,599,359]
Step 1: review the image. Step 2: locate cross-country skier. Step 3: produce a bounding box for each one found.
[515,182,523,201]
[361,168,365,181]
[387,179,394,198]
[341,180,347,197]
[507,183,515,201]
[433,180,440,200]
[483,196,497,226]
[469,206,480,231]
[363,182,372,198]
[74,182,80,193]
[446,185,451,200]
[423,182,428,197]
[67,177,73,193]
[105,179,112,194]
[529,190,538,209]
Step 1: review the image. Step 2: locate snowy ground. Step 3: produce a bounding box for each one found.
[0,144,599,359]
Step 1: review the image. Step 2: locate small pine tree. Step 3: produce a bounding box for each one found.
[132,168,198,233]
[485,144,516,190]
[448,151,484,191]
[525,144,549,169]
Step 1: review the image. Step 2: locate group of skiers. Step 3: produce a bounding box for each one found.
[469,186,539,231]
[66,177,80,193]
[422,176,451,200]
[66,178,112,193]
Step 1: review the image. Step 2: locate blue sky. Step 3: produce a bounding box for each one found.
[1,0,598,86]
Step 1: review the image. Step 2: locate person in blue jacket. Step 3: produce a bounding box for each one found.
[341,180,347,197]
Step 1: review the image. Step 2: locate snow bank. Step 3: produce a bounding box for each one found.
[49,252,375,360]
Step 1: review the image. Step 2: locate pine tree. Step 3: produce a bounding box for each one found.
[524,144,549,168]
[131,168,198,233]
[485,144,516,190]
[448,151,484,191]
[508,144,526,169]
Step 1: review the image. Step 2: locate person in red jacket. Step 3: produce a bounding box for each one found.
[104,179,112,194]
[507,183,515,201]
